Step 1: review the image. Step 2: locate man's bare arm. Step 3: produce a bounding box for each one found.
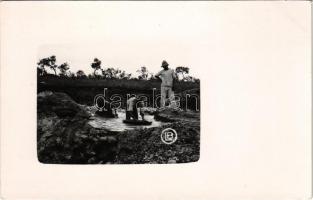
[155,71,162,80]
[155,75,161,80]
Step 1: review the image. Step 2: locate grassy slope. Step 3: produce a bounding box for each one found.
[38,76,200,92]
[38,76,200,109]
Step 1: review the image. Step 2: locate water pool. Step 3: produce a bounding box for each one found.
[88,111,165,132]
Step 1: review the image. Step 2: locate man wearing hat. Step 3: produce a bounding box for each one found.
[155,60,177,108]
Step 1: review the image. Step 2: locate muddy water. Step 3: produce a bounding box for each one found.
[88,111,165,132]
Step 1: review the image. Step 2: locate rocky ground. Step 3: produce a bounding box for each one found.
[37,91,200,164]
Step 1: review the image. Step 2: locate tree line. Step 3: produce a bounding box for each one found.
[37,56,199,82]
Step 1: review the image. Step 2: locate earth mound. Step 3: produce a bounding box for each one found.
[37,92,200,164]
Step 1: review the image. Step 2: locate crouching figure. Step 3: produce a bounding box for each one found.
[124,97,151,125]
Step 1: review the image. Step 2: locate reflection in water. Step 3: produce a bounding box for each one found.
[88,111,164,132]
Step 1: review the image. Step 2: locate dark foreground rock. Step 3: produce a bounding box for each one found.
[115,108,200,164]
[116,121,200,164]
[37,91,118,164]
[38,91,200,164]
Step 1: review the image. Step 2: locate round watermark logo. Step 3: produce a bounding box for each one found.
[161,128,178,145]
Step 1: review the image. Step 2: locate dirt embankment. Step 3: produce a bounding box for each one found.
[37,92,118,164]
[38,92,200,164]
[116,109,200,164]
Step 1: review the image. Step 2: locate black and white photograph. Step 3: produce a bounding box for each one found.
[37,48,200,164]
[1,1,311,199]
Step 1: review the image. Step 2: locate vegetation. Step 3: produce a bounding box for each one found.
[91,58,102,76]
[37,57,200,164]
[37,55,199,82]
[37,56,200,109]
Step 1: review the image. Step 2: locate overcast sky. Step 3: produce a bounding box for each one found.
[37,2,214,78]
[34,2,310,79]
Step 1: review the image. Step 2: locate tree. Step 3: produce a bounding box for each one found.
[101,68,108,78]
[101,68,122,79]
[119,70,126,79]
[126,73,132,80]
[149,73,157,80]
[58,62,69,77]
[175,66,190,81]
[76,70,87,78]
[108,68,119,79]
[37,55,58,76]
[48,56,58,75]
[68,71,76,78]
[37,66,47,76]
[137,66,149,80]
[91,58,101,76]
[114,70,132,80]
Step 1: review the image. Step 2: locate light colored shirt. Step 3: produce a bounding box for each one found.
[127,97,136,111]
[155,69,176,87]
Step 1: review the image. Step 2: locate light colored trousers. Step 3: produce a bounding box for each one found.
[161,86,174,107]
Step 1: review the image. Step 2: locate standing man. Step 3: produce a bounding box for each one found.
[155,60,177,108]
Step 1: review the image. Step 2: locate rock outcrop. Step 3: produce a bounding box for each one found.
[37,91,118,164]
[116,120,200,164]
[116,108,200,164]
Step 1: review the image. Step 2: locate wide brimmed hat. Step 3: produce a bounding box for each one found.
[161,60,169,68]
